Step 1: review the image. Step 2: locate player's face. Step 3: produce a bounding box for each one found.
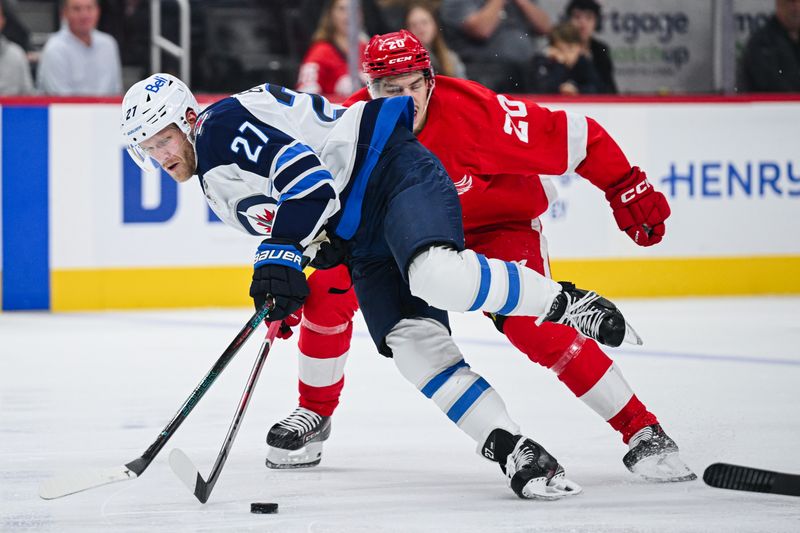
[371,72,431,134]
[139,125,196,183]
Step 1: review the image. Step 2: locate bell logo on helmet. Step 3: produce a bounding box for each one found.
[145,75,169,93]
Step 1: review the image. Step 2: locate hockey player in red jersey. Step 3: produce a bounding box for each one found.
[266,30,694,483]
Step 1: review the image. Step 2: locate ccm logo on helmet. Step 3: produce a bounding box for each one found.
[388,55,412,64]
[620,179,652,203]
[145,75,168,93]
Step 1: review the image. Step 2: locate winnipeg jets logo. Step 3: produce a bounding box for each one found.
[235,195,277,236]
[454,174,473,195]
[240,208,274,235]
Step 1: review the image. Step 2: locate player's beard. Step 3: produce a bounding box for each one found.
[167,136,197,182]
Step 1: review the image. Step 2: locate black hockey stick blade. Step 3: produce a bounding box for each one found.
[703,463,800,497]
[39,303,273,500]
[169,320,281,503]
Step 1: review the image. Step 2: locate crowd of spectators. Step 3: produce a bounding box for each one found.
[0,0,798,96]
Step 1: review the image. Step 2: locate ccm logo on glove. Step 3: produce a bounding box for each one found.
[605,167,671,247]
[619,179,652,204]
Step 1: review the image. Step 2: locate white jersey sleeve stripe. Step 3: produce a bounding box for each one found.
[565,111,588,173]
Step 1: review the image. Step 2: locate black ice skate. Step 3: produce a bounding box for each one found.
[265,407,331,469]
[482,429,582,500]
[538,282,642,347]
[623,424,696,482]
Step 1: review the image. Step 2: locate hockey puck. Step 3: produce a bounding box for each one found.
[250,502,279,514]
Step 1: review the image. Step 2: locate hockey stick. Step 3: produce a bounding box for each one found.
[169,320,282,503]
[703,463,800,497]
[38,302,274,500]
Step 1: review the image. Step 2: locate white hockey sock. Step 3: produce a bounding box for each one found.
[385,318,519,446]
[408,246,561,316]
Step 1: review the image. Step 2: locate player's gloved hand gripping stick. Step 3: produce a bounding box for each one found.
[250,240,310,321]
[38,298,278,500]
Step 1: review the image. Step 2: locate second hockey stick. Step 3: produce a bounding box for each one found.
[169,320,283,503]
[703,463,800,497]
[38,302,274,500]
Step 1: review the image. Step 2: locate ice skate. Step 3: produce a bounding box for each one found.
[623,424,696,482]
[496,434,582,500]
[538,282,642,347]
[266,407,331,469]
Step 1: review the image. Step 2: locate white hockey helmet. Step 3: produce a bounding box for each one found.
[121,73,199,171]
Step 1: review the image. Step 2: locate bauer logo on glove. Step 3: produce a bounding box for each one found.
[254,244,304,270]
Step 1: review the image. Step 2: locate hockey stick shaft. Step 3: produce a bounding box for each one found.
[125,302,274,475]
[193,320,282,502]
[39,303,273,499]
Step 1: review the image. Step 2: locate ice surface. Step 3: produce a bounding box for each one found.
[2,297,799,532]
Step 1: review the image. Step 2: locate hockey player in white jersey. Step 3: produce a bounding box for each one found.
[121,73,641,499]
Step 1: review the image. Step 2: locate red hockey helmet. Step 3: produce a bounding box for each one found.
[362,30,433,80]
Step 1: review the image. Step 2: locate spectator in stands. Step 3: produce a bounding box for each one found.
[566,0,617,93]
[405,2,466,78]
[738,0,800,92]
[0,0,33,94]
[1,0,30,52]
[440,0,551,92]
[36,0,122,95]
[527,21,602,95]
[297,0,368,96]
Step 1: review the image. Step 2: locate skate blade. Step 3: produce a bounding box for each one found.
[631,452,697,482]
[265,442,323,470]
[520,474,583,500]
[623,321,643,346]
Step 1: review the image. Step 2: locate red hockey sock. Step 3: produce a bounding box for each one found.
[299,377,345,417]
[297,321,352,417]
[295,265,358,417]
[501,315,658,443]
[608,396,659,444]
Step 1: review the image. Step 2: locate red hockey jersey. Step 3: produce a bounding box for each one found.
[345,76,633,234]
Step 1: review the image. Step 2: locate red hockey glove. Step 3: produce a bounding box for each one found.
[605,167,671,247]
[272,308,303,340]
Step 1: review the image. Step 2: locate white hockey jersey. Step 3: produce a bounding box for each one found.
[193,84,413,247]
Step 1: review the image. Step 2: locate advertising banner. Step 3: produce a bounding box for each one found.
[539,0,774,93]
[1,97,798,310]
